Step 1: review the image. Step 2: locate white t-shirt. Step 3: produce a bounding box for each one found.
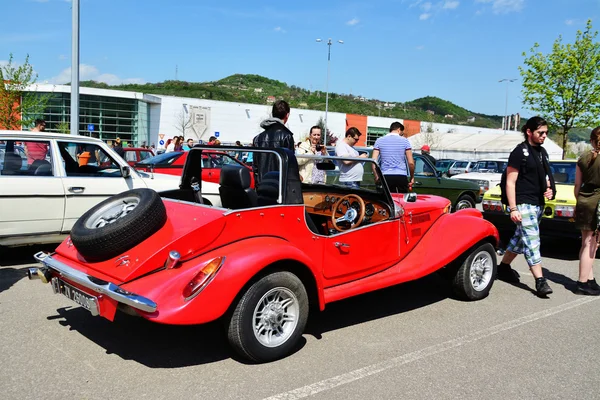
[335,141,364,182]
[165,143,175,153]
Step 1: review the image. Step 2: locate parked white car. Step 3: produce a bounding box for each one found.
[0,131,221,247]
[450,159,508,194]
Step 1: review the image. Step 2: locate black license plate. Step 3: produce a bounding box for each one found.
[52,278,99,316]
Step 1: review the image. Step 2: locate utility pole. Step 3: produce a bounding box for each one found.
[499,78,517,134]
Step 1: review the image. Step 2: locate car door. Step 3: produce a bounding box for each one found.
[56,139,146,232]
[323,219,400,280]
[411,155,462,204]
[0,138,65,239]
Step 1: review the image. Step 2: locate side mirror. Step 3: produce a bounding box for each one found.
[121,165,131,178]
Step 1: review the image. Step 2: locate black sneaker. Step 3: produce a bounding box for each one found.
[497,262,520,283]
[588,278,600,291]
[575,281,600,296]
[535,277,553,297]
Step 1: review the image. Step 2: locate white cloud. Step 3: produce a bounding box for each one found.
[274,26,286,33]
[476,0,524,14]
[421,2,432,11]
[58,54,67,60]
[565,19,575,25]
[346,18,360,26]
[49,64,145,85]
[443,1,460,9]
[416,45,425,50]
[420,13,431,20]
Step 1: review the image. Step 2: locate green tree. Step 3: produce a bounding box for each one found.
[519,20,600,159]
[0,53,50,129]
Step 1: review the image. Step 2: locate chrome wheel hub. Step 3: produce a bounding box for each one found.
[470,250,493,291]
[253,287,299,348]
[85,196,140,229]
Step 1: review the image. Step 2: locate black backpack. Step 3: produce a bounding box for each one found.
[500,143,528,206]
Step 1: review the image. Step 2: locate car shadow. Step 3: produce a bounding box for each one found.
[51,307,235,366]
[0,244,58,295]
[48,274,451,367]
[305,274,451,338]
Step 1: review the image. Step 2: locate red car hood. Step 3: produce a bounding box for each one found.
[55,200,226,283]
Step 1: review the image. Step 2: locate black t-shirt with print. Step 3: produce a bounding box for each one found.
[507,143,544,206]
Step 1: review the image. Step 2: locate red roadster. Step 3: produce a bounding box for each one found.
[29,146,499,363]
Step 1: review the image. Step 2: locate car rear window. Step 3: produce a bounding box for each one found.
[454,161,469,168]
[137,152,183,165]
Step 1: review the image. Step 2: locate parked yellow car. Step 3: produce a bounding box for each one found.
[481,160,578,241]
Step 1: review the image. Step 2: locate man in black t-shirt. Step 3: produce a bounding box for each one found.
[496,117,556,298]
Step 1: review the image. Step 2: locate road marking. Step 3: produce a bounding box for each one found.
[263,297,598,400]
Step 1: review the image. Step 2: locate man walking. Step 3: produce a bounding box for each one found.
[497,116,556,297]
[252,100,295,184]
[371,122,414,193]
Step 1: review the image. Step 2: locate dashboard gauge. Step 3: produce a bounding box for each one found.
[325,195,330,202]
[330,196,336,203]
[350,201,360,211]
[365,203,375,216]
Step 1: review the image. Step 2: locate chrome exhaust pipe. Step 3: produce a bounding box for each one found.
[27,267,50,283]
[27,267,41,280]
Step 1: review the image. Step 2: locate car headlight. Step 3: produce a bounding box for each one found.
[476,180,490,192]
[555,205,575,218]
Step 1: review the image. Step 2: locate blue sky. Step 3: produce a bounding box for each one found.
[1,0,598,116]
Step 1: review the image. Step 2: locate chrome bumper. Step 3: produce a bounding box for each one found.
[32,252,157,313]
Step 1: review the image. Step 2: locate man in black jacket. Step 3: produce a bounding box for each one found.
[497,116,556,298]
[252,100,295,185]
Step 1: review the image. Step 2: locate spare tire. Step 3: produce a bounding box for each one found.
[70,188,167,262]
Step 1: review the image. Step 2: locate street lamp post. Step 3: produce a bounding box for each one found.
[316,38,343,145]
[499,78,517,134]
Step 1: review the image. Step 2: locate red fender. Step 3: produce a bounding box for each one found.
[324,210,498,303]
[122,236,323,325]
[400,210,499,280]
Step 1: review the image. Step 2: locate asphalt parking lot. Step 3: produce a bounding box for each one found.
[1,239,599,400]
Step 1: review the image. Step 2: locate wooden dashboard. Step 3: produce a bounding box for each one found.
[302,192,391,224]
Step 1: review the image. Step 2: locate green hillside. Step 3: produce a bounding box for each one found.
[79,74,503,128]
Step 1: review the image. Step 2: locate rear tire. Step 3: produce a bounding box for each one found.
[227,271,308,363]
[452,243,496,301]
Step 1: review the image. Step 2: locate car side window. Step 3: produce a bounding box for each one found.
[125,151,137,162]
[58,141,122,178]
[414,157,435,176]
[0,140,53,176]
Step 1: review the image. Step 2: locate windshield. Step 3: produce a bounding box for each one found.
[436,160,453,168]
[472,160,508,173]
[136,151,183,165]
[550,161,576,185]
[296,154,385,195]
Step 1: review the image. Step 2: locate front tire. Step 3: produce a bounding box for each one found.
[452,243,496,301]
[454,194,475,211]
[227,271,308,363]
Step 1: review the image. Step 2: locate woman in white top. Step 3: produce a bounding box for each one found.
[297,126,328,183]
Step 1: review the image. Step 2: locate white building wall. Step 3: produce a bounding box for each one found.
[154,95,349,148]
[366,116,403,130]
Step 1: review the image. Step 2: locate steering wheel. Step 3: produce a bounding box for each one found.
[331,194,366,232]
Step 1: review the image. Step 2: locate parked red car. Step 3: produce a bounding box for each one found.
[135,150,254,187]
[100,147,154,167]
[29,146,499,363]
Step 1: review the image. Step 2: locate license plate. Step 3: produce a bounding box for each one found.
[51,278,99,316]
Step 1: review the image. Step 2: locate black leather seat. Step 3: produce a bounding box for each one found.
[28,159,52,176]
[219,165,257,209]
[257,171,280,206]
[2,152,23,175]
